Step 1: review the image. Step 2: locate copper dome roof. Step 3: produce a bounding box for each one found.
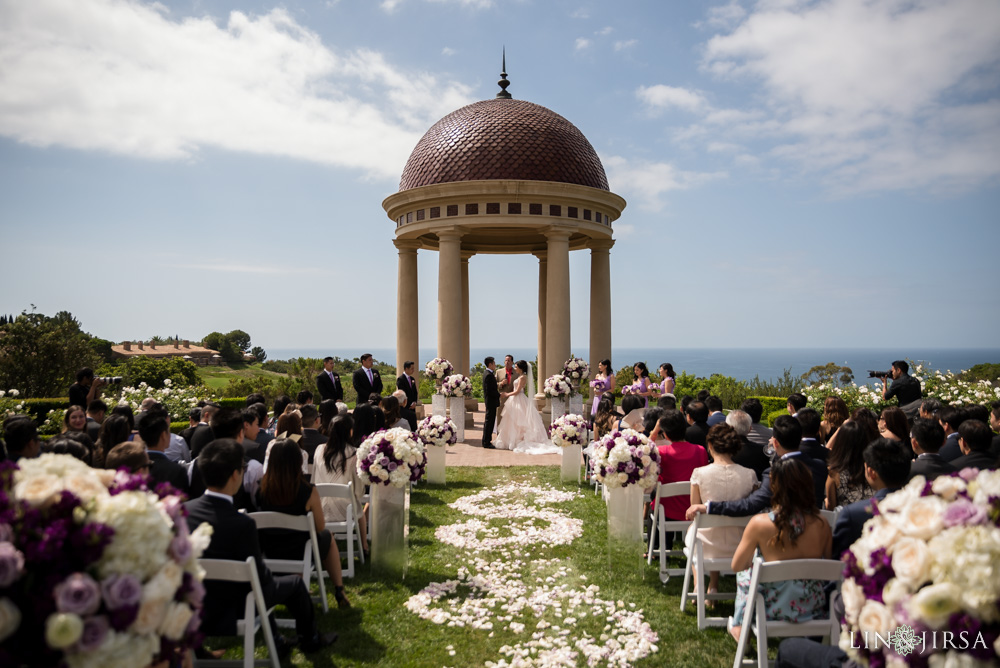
[399,98,609,192]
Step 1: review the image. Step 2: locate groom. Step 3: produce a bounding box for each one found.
[482,357,500,449]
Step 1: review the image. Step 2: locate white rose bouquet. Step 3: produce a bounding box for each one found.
[441,374,472,398]
[424,358,454,384]
[543,374,573,398]
[591,429,660,489]
[416,415,458,448]
[356,428,427,488]
[562,357,590,386]
[0,454,211,668]
[839,469,1000,666]
[549,414,589,448]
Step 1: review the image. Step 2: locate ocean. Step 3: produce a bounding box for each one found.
[265,347,1000,384]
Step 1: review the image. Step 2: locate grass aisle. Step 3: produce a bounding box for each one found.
[229,467,740,667]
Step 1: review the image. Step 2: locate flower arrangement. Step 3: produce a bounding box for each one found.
[424,358,454,383]
[101,381,210,423]
[440,374,472,398]
[0,454,211,668]
[416,415,458,448]
[543,374,573,398]
[356,428,427,488]
[839,470,1000,666]
[549,414,589,448]
[562,357,590,385]
[591,429,661,489]
[621,382,646,396]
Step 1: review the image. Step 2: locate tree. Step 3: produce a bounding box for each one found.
[250,346,267,363]
[97,356,201,389]
[217,338,243,364]
[202,332,224,352]
[0,310,100,398]
[226,329,251,354]
[800,363,854,388]
[149,335,166,345]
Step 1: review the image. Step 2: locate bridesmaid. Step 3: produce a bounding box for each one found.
[657,363,676,395]
[632,362,652,407]
[589,359,616,422]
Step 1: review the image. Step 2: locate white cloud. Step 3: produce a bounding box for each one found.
[697,0,746,30]
[636,85,708,113]
[570,8,589,19]
[382,0,494,9]
[596,26,613,36]
[603,155,726,211]
[441,46,457,56]
[693,0,1000,193]
[575,37,591,51]
[614,39,637,51]
[0,0,475,180]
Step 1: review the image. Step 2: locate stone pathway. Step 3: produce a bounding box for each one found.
[440,403,561,468]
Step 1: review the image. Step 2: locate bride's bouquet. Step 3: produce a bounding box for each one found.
[549,414,589,448]
[839,469,1000,667]
[621,382,646,396]
[562,357,589,386]
[591,429,660,489]
[425,358,454,384]
[0,454,211,668]
[543,374,573,398]
[357,428,427,488]
[416,415,458,448]
[441,374,472,398]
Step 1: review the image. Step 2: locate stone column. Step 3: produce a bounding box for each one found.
[589,239,614,372]
[535,252,547,405]
[460,252,473,377]
[394,239,420,379]
[544,227,572,381]
[437,229,464,373]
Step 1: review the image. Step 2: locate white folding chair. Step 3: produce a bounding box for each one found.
[733,557,844,668]
[249,511,328,619]
[819,509,839,529]
[646,481,692,583]
[196,557,280,668]
[679,512,753,629]
[315,482,365,577]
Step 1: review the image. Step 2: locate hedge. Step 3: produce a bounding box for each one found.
[751,396,787,418]
[216,398,246,410]
[766,408,787,427]
[16,398,69,422]
[170,421,187,435]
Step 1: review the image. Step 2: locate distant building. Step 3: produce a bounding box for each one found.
[111,340,223,366]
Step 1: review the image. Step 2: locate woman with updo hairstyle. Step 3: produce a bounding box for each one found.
[318,399,339,436]
[94,414,131,468]
[878,406,908,443]
[824,420,874,509]
[684,424,759,599]
[380,395,408,430]
[264,411,307,473]
[658,363,676,396]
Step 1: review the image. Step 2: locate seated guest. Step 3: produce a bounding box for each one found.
[184,439,337,655]
[937,406,966,462]
[656,394,677,410]
[248,403,271,463]
[180,407,202,449]
[85,399,107,442]
[740,398,772,447]
[188,407,252,502]
[832,438,910,558]
[299,404,327,462]
[819,396,848,444]
[684,401,710,447]
[189,402,220,458]
[786,393,807,417]
[726,410,770,482]
[46,434,92,464]
[909,418,956,481]
[264,412,307,473]
[94,414,131,468]
[393,389,417,431]
[312,414,369,552]
[991,401,1000,459]
[849,408,879,443]
[729,457,832,641]
[296,389,314,406]
[618,394,645,431]
[705,396,726,427]
[380,395,410,431]
[3,416,40,460]
[641,407,664,438]
[795,408,828,463]
[318,399,339,436]
[62,405,97,457]
[104,442,150,473]
[351,403,380,444]
[651,410,708,533]
[140,408,189,494]
[686,415,827,519]
[824,421,873,510]
[241,407,265,462]
[268,395,292,436]
[919,398,942,421]
[256,439,351,609]
[878,406,910,449]
[592,395,620,441]
[685,424,757,600]
[952,420,996,471]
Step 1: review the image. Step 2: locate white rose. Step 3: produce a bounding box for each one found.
[931,476,966,501]
[882,578,911,610]
[0,597,21,642]
[14,474,62,507]
[900,496,945,540]
[159,602,194,641]
[617,472,628,484]
[857,601,895,641]
[45,612,83,649]
[63,473,109,502]
[890,537,931,586]
[131,597,168,635]
[840,577,866,625]
[907,582,962,629]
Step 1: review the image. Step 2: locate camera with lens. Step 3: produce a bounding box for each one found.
[96,376,123,385]
[867,370,891,379]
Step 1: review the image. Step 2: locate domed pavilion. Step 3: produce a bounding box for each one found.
[383,62,626,406]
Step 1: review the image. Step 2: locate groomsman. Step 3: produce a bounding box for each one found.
[316,357,344,402]
[396,361,419,430]
[352,354,383,404]
[482,357,500,449]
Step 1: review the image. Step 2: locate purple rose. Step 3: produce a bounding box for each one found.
[0,542,24,586]
[943,499,988,528]
[54,572,101,615]
[101,573,142,609]
[169,534,192,563]
[958,467,979,482]
[387,462,397,472]
[74,615,109,652]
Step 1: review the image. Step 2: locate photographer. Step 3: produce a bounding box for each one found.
[68,367,106,408]
[878,360,922,416]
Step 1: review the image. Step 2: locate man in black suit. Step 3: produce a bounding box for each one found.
[189,402,220,459]
[683,401,710,447]
[482,357,500,449]
[299,404,326,464]
[786,393,807,417]
[727,409,770,481]
[952,420,997,471]
[396,361,419,413]
[687,415,827,519]
[180,407,202,448]
[795,408,828,463]
[832,438,910,558]
[316,357,344,402]
[937,406,966,462]
[909,418,956,481]
[85,400,106,443]
[140,408,190,495]
[352,354,383,405]
[184,439,336,654]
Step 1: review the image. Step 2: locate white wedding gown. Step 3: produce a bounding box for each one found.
[495,374,559,455]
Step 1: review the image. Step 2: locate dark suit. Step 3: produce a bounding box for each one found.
[685,421,709,447]
[147,450,190,495]
[776,638,849,668]
[352,367,383,403]
[184,494,316,640]
[316,370,343,402]
[482,369,500,448]
[709,451,826,516]
[909,453,956,481]
[832,487,898,558]
[951,450,996,472]
[396,374,418,408]
[991,433,1000,460]
[86,417,102,443]
[799,438,829,463]
[300,428,326,464]
[189,423,214,459]
[733,436,770,481]
[939,432,962,462]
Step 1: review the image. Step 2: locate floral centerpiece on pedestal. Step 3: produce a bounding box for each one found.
[357,428,427,488]
[0,454,211,668]
[543,375,573,399]
[416,415,458,448]
[839,470,1000,667]
[425,358,454,389]
[440,374,472,398]
[550,414,589,448]
[562,357,589,394]
[591,429,661,489]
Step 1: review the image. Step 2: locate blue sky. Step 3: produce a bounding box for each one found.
[1,0,998,355]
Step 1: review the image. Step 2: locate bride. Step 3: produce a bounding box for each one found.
[495,360,559,454]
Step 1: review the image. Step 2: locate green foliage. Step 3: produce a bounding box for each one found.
[750,396,788,417]
[226,329,251,354]
[97,356,201,389]
[250,346,267,363]
[170,420,187,435]
[217,338,242,364]
[261,359,289,373]
[0,309,100,398]
[89,337,115,364]
[766,408,788,427]
[799,362,854,387]
[1,397,68,423]
[960,363,1000,383]
[216,397,246,410]
[202,332,225,351]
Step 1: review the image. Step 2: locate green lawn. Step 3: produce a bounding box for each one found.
[196,362,288,391]
[207,466,754,667]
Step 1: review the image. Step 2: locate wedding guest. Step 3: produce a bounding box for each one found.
[241,407,265,463]
[246,393,267,408]
[264,412,307,473]
[299,404,327,463]
[46,434,91,464]
[249,403,271,461]
[393,389,417,430]
[726,410,770,481]
[590,359,616,421]
[318,399,339,436]
[4,415,40,460]
[641,407,664,438]
[795,408,827,463]
[680,395,694,413]
[351,403,380,444]
[316,357,344,402]
[630,362,652,407]
[952,420,996,471]
[189,402,220,458]
[937,406,966,462]
[268,395,292,435]
[94,414,131,468]
[684,401,710,447]
[380,395,409,430]
[180,407,202,447]
[819,396,848,443]
[656,395,677,410]
[141,409,189,494]
[592,395,620,440]
[256,439,351,609]
[296,389,314,406]
[62,404,96,456]
[685,424,757,600]
[729,457,831,641]
[824,421,873,510]
[657,363,676,396]
[313,414,369,552]
[85,399,106,442]
[919,398,942,420]
[705,396,726,427]
[104,442,150,473]
[110,403,136,435]
[619,394,645,431]
[848,407,879,444]
[877,406,912,458]
[652,410,708,548]
[832,438,910,558]
[908,418,955,481]
[740,398,772,447]
[786,393,807,417]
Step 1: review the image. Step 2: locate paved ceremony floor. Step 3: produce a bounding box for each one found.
[440,402,562,467]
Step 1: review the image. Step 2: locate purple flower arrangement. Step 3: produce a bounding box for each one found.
[562,357,590,385]
[425,358,454,383]
[417,415,458,448]
[591,429,660,489]
[357,428,427,488]
[441,374,472,398]
[543,374,573,398]
[549,414,589,448]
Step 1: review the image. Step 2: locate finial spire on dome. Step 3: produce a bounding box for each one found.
[496,47,512,99]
